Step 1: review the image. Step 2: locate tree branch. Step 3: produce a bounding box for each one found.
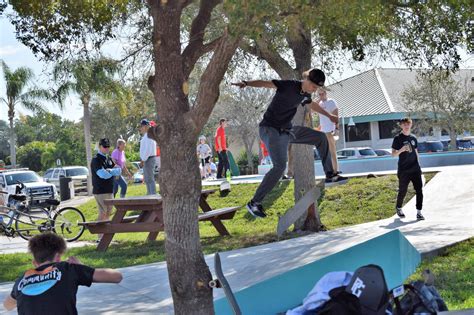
[240,38,296,79]
[182,0,222,78]
[187,30,241,132]
[286,21,312,73]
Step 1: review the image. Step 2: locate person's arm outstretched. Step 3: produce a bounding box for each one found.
[232,80,276,89]
[67,256,123,284]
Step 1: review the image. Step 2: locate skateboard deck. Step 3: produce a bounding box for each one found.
[210,253,242,315]
[277,187,321,237]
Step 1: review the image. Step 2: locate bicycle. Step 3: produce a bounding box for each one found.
[0,182,85,242]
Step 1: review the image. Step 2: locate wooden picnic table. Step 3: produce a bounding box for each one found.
[80,189,239,251]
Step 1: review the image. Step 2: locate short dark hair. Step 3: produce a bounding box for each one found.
[400,118,413,124]
[219,118,226,124]
[28,233,66,263]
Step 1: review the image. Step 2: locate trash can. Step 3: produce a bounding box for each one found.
[59,177,72,201]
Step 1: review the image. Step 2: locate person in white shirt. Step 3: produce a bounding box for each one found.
[139,119,157,195]
[196,135,212,179]
[317,89,340,174]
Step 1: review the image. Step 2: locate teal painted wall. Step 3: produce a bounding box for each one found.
[214,230,420,315]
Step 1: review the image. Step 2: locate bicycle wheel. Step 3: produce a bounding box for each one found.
[15,208,53,241]
[53,207,85,242]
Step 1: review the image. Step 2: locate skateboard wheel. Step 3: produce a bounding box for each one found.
[209,279,221,288]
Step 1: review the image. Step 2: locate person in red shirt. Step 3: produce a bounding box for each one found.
[260,140,272,165]
[214,118,230,179]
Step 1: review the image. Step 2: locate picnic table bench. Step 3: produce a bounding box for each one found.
[79,189,240,251]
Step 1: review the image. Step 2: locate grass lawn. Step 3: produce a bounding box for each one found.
[407,238,474,310]
[0,173,435,282]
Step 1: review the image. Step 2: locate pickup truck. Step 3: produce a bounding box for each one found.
[0,169,58,207]
[43,166,89,193]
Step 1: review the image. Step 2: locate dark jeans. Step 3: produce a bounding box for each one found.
[113,175,128,198]
[252,125,335,203]
[217,150,230,179]
[396,170,423,210]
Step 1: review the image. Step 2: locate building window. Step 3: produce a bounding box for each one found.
[378,120,400,139]
[345,122,371,141]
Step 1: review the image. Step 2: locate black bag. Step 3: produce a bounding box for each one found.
[313,286,362,315]
[313,265,391,315]
[345,265,391,315]
[391,281,448,315]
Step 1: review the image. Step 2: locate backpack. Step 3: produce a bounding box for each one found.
[391,281,448,315]
[314,265,391,315]
[312,286,362,315]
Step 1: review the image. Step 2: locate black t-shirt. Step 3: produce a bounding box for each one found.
[11,262,95,315]
[392,133,421,173]
[259,80,312,130]
[90,153,115,194]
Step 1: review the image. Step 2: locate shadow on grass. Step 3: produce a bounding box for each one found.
[262,180,291,211]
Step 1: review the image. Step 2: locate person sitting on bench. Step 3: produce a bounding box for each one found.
[3,233,123,315]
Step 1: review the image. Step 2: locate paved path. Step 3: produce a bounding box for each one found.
[0,196,94,254]
[202,165,457,186]
[1,165,473,314]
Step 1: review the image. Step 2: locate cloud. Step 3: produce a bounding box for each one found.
[0,45,25,57]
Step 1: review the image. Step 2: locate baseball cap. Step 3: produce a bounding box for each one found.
[140,119,150,126]
[99,138,111,148]
[307,68,326,87]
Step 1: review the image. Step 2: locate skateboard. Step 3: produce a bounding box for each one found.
[209,253,242,315]
[276,186,321,237]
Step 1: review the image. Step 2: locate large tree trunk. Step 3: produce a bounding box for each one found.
[8,106,16,167]
[82,96,93,196]
[449,129,457,151]
[287,23,322,231]
[292,107,322,231]
[148,1,240,313]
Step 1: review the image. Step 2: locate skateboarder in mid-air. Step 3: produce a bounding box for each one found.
[232,68,348,218]
[391,118,424,220]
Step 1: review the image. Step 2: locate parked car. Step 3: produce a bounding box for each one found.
[0,169,58,207]
[374,149,392,157]
[417,141,444,153]
[133,169,144,183]
[44,166,89,193]
[456,139,472,150]
[314,148,346,160]
[336,147,378,159]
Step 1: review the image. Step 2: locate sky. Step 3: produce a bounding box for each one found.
[1,14,473,123]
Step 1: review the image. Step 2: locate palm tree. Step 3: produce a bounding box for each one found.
[0,60,50,167]
[53,57,120,195]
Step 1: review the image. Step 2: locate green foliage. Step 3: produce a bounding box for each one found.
[0,173,436,282]
[408,238,474,310]
[11,112,87,168]
[225,0,472,69]
[16,141,55,171]
[236,150,259,175]
[0,120,9,160]
[7,0,133,60]
[90,78,155,143]
[53,57,121,107]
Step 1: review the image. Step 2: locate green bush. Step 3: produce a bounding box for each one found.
[236,150,259,175]
[17,141,56,171]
